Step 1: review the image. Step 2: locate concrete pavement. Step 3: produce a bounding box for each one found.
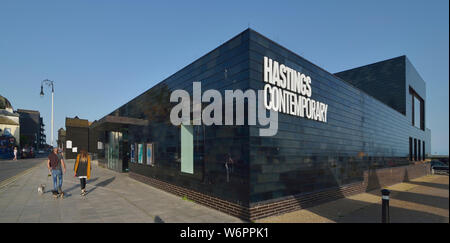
[256,174,449,223]
[0,158,244,223]
[2,156,447,223]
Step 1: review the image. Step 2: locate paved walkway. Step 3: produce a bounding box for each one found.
[0,156,46,183]
[256,175,449,223]
[0,158,244,223]
[2,158,447,223]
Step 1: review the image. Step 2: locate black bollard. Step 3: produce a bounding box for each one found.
[381,189,391,223]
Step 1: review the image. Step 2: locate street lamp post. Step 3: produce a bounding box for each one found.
[40,79,55,147]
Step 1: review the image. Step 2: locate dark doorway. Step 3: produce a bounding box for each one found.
[409,137,413,161]
[414,138,417,161]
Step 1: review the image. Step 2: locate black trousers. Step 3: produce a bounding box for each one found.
[80,178,86,190]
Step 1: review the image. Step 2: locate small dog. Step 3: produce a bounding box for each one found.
[37,184,45,195]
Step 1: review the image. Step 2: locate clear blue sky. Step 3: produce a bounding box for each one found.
[1,0,448,155]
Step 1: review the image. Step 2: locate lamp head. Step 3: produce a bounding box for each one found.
[40,85,44,96]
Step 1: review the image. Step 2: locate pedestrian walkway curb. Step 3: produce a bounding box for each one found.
[0,160,46,190]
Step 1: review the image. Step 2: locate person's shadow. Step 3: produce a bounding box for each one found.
[154,216,165,223]
[85,177,116,195]
[63,177,99,196]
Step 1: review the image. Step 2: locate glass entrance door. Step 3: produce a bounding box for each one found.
[106,131,122,171]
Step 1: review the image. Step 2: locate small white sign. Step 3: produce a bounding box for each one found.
[66,140,72,149]
[72,147,77,153]
[97,141,103,150]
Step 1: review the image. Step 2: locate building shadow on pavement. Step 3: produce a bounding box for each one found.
[300,189,449,223]
[320,171,448,222]
[333,198,449,223]
[94,176,115,187]
[85,176,116,195]
[405,180,449,191]
[367,190,449,210]
[274,162,449,223]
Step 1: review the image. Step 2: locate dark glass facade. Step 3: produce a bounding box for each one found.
[91,29,430,209]
[92,30,252,206]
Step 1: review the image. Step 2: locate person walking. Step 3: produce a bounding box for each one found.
[74,150,92,196]
[224,153,234,183]
[47,147,66,197]
[13,146,18,160]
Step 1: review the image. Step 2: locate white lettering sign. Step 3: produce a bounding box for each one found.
[263,56,328,123]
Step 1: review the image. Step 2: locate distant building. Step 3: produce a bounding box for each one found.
[0,95,20,143]
[17,109,45,149]
[0,95,20,159]
[57,128,66,150]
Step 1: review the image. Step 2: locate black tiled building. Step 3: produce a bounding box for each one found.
[65,116,90,159]
[90,29,431,219]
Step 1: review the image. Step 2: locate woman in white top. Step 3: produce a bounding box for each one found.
[13,147,17,160]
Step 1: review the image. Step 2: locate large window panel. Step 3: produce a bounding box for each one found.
[181,124,194,174]
[414,96,421,129]
[410,87,424,130]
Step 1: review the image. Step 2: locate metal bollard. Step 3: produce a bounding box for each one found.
[381,189,391,223]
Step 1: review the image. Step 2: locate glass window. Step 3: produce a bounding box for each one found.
[130,144,135,163]
[418,140,421,161]
[181,125,194,174]
[409,137,413,161]
[414,139,417,161]
[138,143,143,164]
[146,143,154,166]
[422,141,425,160]
[414,96,421,129]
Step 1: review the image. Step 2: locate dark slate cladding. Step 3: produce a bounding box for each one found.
[65,126,89,159]
[101,30,252,207]
[334,56,406,115]
[246,29,429,205]
[405,57,426,126]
